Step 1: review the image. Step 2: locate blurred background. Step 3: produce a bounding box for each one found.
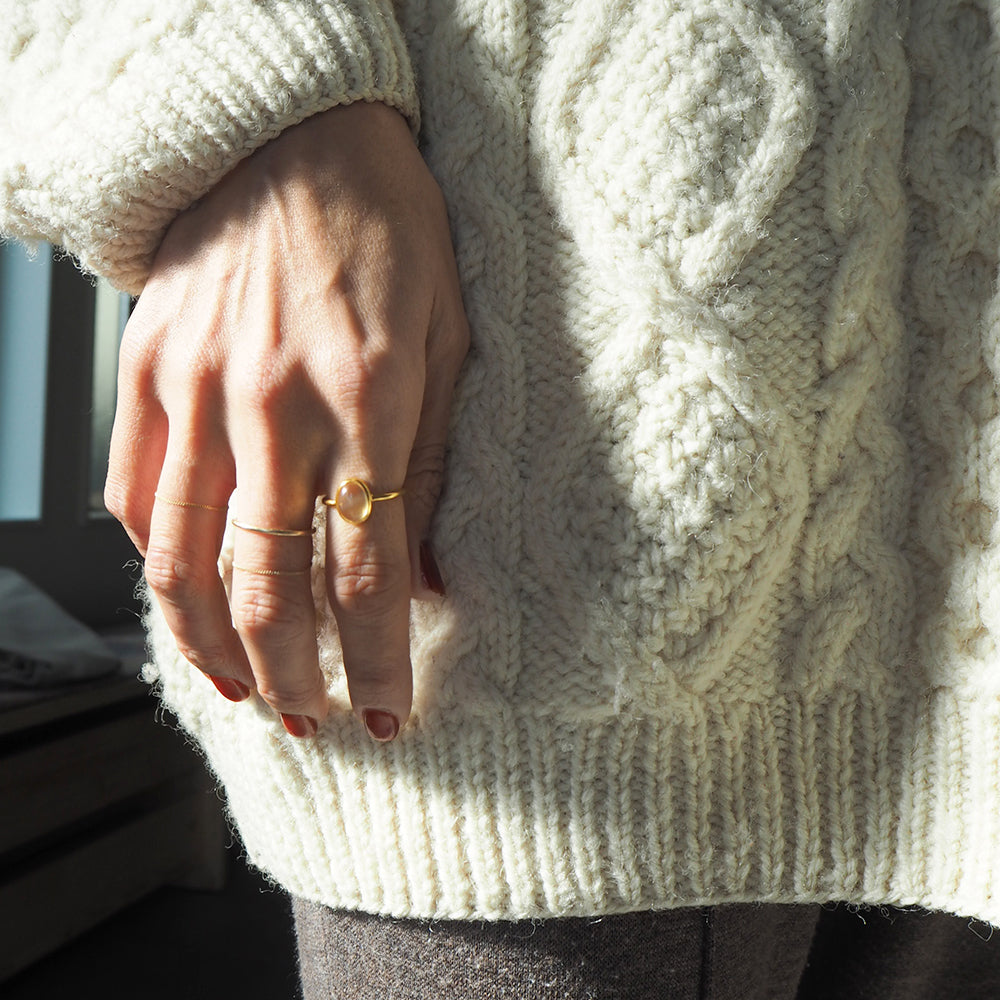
[0,241,299,996]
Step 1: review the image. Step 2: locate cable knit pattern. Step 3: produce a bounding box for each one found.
[6,0,1000,924]
[906,0,1000,694]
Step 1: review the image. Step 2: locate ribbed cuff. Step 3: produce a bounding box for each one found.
[1,0,418,293]
[144,612,1000,924]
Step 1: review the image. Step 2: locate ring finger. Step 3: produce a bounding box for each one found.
[324,468,413,741]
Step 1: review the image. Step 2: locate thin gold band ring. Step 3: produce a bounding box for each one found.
[231,518,315,538]
[155,492,227,512]
[231,564,311,576]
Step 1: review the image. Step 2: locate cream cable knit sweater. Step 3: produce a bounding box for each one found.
[4,0,1000,923]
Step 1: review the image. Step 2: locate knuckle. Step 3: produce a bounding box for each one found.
[144,547,211,605]
[405,448,446,515]
[337,346,419,414]
[332,558,402,617]
[232,359,301,419]
[429,294,470,369]
[330,360,371,416]
[409,442,447,479]
[103,477,138,526]
[168,356,222,407]
[230,583,311,640]
[176,642,229,676]
[256,675,323,711]
[334,352,388,414]
[118,316,163,386]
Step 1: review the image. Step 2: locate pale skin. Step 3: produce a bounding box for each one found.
[104,102,470,740]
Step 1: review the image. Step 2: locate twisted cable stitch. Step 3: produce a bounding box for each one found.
[905,0,1000,688]
[790,0,912,694]
[397,0,533,714]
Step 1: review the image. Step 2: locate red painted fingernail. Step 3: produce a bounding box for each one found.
[363,709,400,742]
[281,713,319,738]
[209,676,251,702]
[419,541,447,597]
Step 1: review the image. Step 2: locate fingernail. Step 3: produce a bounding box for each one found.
[281,713,319,738]
[419,541,446,597]
[363,709,400,742]
[209,675,251,702]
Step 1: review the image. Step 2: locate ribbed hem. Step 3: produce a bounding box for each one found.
[145,632,1000,923]
[1,0,418,293]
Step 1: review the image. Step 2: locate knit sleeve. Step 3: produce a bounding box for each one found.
[0,0,419,294]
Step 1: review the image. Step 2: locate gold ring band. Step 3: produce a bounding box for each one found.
[232,564,311,576]
[155,492,227,512]
[231,518,315,537]
[321,478,403,525]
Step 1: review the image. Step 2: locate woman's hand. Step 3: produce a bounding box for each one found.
[104,103,469,740]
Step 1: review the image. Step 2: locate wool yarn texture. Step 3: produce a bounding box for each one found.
[3,0,1000,923]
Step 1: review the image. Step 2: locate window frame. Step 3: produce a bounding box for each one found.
[0,255,141,628]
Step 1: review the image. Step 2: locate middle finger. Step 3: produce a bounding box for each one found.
[229,480,328,735]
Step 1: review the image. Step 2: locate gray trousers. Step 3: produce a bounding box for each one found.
[293,899,1000,999]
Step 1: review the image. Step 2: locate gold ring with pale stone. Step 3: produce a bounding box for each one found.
[322,479,403,525]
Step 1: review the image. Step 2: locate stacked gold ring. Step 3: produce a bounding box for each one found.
[154,480,399,581]
[230,519,315,537]
[154,492,227,512]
